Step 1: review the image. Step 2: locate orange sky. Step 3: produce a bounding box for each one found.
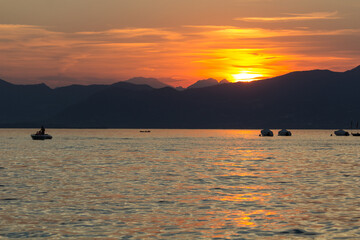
[1,0,360,87]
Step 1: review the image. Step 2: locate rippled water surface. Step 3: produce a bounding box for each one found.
[1,129,360,239]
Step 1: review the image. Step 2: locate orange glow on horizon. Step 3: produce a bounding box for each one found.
[231,71,264,82]
[193,46,290,85]
[0,22,355,87]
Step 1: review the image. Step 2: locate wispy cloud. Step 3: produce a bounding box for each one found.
[77,28,183,41]
[1,23,360,87]
[185,25,360,40]
[236,11,340,22]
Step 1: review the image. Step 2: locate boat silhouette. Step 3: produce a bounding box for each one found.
[334,129,349,136]
[31,126,52,140]
[31,133,53,140]
[351,121,360,136]
[278,129,292,136]
[260,129,273,137]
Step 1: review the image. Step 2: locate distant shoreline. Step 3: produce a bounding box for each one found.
[0,127,352,130]
[1,66,359,130]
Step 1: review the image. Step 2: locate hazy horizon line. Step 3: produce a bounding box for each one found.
[1,64,359,89]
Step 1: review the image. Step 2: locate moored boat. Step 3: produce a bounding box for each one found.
[351,121,360,136]
[260,128,273,137]
[334,129,349,136]
[278,129,292,136]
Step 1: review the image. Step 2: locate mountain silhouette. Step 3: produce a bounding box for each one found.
[187,78,219,89]
[1,65,360,128]
[124,77,170,89]
[219,79,230,84]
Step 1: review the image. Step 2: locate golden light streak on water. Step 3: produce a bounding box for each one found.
[1,129,360,239]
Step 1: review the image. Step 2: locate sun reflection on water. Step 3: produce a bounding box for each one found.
[2,129,359,239]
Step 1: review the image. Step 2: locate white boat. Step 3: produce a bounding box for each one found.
[278,129,292,136]
[31,134,52,140]
[260,128,273,137]
[334,129,349,136]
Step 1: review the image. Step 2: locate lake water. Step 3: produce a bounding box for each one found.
[0,129,359,239]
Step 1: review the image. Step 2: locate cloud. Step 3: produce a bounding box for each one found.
[236,11,340,22]
[184,25,360,43]
[77,28,183,41]
[1,23,360,87]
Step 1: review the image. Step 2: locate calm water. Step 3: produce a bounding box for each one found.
[0,129,359,239]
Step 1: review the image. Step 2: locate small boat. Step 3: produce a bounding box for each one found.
[31,126,52,140]
[334,129,349,136]
[140,130,151,133]
[351,121,360,136]
[31,134,52,140]
[278,129,292,136]
[260,128,273,137]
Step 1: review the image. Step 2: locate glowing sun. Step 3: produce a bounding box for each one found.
[232,71,264,82]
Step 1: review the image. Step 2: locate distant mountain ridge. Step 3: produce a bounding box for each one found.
[1,65,360,129]
[123,77,170,89]
[187,78,230,89]
[187,78,219,89]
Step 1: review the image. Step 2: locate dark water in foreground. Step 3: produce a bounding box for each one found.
[0,129,359,239]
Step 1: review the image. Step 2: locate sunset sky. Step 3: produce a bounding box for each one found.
[1,0,360,87]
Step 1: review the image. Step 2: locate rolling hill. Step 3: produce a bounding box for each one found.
[1,66,360,128]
